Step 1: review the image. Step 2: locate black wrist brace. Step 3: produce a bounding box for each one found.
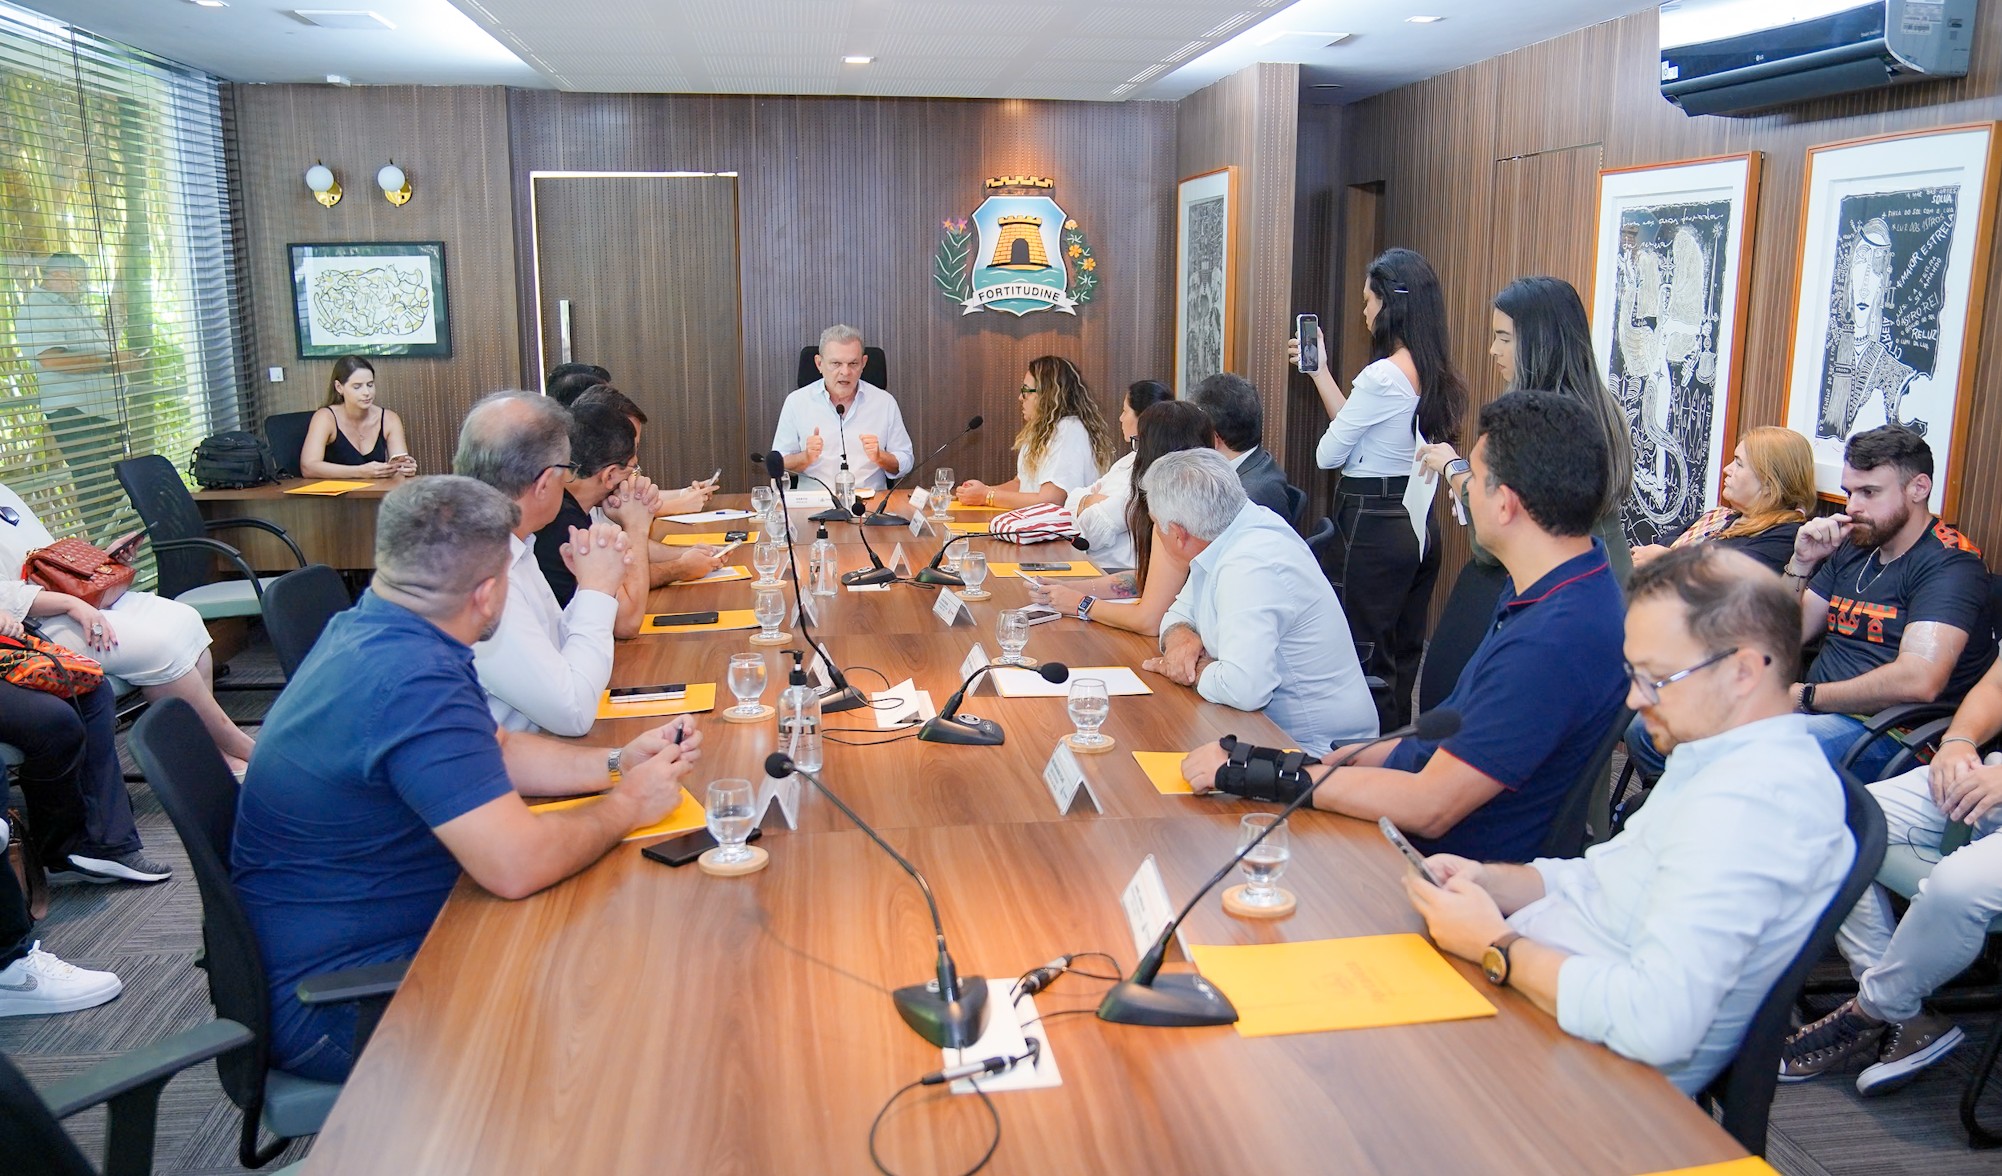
[1212,736,1313,805]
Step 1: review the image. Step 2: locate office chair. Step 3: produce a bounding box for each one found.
[114,455,304,620]
[1282,483,1307,528]
[1417,558,1510,715]
[1537,708,1630,858]
[795,345,888,390]
[260,565,352,679]
[127,699,403,1167]
[262,412,317,479]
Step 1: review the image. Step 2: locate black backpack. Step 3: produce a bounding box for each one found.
[189,431,279,489]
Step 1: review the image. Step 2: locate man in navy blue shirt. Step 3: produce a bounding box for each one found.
[1185,390,1628,862]
[232,476,703,1083]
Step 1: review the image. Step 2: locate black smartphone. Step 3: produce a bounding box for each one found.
[608,683,687,704]
[1018,562,1072,572]
[724,529,750,542]
[642,826,762,868]
[1296,314,1321,374]
[1379,817,1442,886]
[651,611,721,627]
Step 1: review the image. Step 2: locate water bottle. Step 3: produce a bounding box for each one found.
[833,462,856,515]
[777,650,823,773]
[810,524,839,597]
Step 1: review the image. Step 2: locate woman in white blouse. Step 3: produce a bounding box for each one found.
[1289,247,1467,730]
[955,356,1118,510]
[1064,379,1173,569]
[0,482,257,774]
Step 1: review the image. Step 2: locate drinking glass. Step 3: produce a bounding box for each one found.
[1236,814,1291,907]
[754,587,786,640]
[705,780,758,865]
[753,539,784,586]
[750,485,776,519]
[727,652,768,717]
[1066,677,1110,748]
[932,468,954,520]
[960,550,989,596]
[996,608,1030,666]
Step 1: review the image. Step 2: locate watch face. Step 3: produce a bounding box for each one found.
[1481,946,1506,984]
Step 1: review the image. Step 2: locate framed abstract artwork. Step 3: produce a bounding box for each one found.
[288,241,452,359]
[1174,167,1236,394]
[1588,152,1761,548]
[1782,123,2001,517]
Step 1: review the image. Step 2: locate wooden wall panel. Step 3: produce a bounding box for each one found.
[1338,5,2002,583]
[1288,101,1344,504]
[230,85,519,479]
[1175,63,1301,477]
[506,92,1179,491]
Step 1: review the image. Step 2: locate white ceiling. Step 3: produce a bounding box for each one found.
[24,0,1655,102]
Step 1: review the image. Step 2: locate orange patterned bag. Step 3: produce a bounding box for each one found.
[0,630,104,698]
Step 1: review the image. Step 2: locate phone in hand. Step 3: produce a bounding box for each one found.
[608,683,687,704]
[651,612,720,627]
[1379,817,1441,886]
[642,826,762,868]
[708,467,723,484]
[1018,562,1072,573]
[1295,314,1321,374]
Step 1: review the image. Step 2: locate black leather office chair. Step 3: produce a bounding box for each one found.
[1417,558,1510,714]
[1282,483,1307,528]
[1,1021,258,1176]
[262,411,317,479]
[1699,765,1886,1155]
[1538,708,1630,859]
[795,345,888,390]
[127,699,403,1167]
[115,454,305,619]
[1303,516,1335,559]
[261,565,352,680]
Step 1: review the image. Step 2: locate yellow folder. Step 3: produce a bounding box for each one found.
[529,788,706,842]
[989,560,1101,579]
[1132,750,1195,795]
[594,682,716,719]
[283,479,373,495]
[1637,1161,1779,1176]
[944,521,991,535]
[638,610,758,635]
[1187,934,1497,1037]
[659,531,758,546]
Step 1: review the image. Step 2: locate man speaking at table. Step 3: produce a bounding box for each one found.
[232,476,702,1083]
[771,324,913,492]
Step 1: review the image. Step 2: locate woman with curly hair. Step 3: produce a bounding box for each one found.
[955,355,1119,510]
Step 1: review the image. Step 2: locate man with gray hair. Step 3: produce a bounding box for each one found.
[771,324,913,492]
[456,390,632,736]
[234,476,702,1084]
[1138,448,1375,756]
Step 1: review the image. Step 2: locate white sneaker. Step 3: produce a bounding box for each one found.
[0,943,123,1016]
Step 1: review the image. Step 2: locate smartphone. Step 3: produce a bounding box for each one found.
[708,467,723,484]
[651,611,720,627]
[643,826,762,868]
[1295,314,1321,374]
[724,529,750,542]
[713,540,745,559]
[609,683,688,704]
[1021,604,1062,626]
[1018,562,1072,573]
[1379,817,1441,886]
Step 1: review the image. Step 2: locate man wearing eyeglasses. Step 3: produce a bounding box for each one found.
[1404,543,1850,1096]
[455,391,630,737]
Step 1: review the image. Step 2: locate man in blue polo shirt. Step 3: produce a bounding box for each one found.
[1184,390,1627,862]
[233,476,703,1083]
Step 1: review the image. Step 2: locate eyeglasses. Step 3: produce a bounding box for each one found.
[541,462,582,478]
[1018,386,1038,398]
[1624,647,1768,706]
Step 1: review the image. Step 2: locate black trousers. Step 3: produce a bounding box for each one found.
[0,821,28,968]
[0,680,139,869]
[1329,480,1441,731]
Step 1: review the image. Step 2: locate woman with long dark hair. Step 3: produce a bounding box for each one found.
[1290,247,1468,728]
[1030,400,1214,638]
[1066,379,1175,569]
[955,355,1119,510]
[1420,275,1636,584]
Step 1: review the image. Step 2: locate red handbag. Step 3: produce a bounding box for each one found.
[23,534,138,609]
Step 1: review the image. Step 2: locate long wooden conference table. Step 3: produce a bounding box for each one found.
[302,494,1748,1175]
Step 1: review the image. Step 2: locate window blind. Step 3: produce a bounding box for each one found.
[0,1,246,563]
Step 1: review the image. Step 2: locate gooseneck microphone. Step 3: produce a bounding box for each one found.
[918,660,1069,746]
[813,401,856,524]
[917,530,1090,587]
[863,415,984,528]
[756,450,867,713]
[766,751,990,1048]
[1096,708,1464,1028]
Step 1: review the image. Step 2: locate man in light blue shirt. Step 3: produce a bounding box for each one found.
[771,324,913,493]
[1139,449,1376,757]
[1404,544,1851,1094]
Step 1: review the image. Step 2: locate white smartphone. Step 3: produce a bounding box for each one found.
[1295,314,1321,374]
[713,539,745,559]
[609,683,688,704]
[1379,817,1442,886]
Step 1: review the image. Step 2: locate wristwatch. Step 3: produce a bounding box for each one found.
[1798,683,1818,714]
[1077,594,1097,622]
[606,747,624,785]
[1481,931,1524,986]
[1443,457,1471,480]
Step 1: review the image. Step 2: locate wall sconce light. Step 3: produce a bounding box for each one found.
[377,161,411,206]
[304,161,341,208]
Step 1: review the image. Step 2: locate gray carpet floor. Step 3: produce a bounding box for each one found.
[5,633,2001,1173]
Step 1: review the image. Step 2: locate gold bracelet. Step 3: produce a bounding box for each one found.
[985,491,994,506]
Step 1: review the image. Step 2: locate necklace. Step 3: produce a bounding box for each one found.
[1854,549,1891,595]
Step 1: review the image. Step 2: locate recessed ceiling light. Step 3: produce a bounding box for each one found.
[189,0,228,7]
[1406,15,1445,23]
[842,55,873,65]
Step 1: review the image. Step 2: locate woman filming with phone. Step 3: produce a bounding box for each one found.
[300,355,416,480]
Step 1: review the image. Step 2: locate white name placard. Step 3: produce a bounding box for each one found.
[1042,739,1098,815]
[958,642,991,690]
[1121,855,1178,961]
[932,588,968,627]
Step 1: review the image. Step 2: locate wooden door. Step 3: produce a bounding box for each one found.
[531,174,746,490]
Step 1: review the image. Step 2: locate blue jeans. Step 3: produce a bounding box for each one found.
[1624,710,1897,781]
[271,993,359,1082]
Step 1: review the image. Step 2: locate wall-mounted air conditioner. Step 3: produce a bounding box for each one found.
[1660,0,1974,117]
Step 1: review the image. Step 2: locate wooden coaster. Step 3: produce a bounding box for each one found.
[999,655,1038,668]
[1065,733,1116,754]
[721,703,775,724]
[698,844,770,876]
[958,589,993,601]
[1222,884,1296,919]
[749,631,792,645]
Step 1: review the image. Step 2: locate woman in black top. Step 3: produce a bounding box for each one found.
[300,356,415,479]
[1631,425,1815,574]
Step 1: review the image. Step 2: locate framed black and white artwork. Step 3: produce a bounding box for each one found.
[1174,167,1236,395]
[1588,153,1761,548]
[1783,123,2000,518]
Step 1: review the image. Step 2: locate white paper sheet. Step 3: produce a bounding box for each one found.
[991,665,1151,697]
[663,508,758,524]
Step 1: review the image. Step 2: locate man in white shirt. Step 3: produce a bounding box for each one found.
[1138,449,1375,757]
[1403,544,1851,1095]
[454,391,632,737]
[21,253,138,539]
[771,324,913,493]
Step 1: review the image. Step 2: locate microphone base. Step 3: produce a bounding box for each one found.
[861,512,910,527]
[894,975,992,1048]
[1095,972,1239,1028]
[917,714,1004,746]
[809,508,852,523]
[820,685,869,714]
[914,567,966,587]
[840,566,897,586]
